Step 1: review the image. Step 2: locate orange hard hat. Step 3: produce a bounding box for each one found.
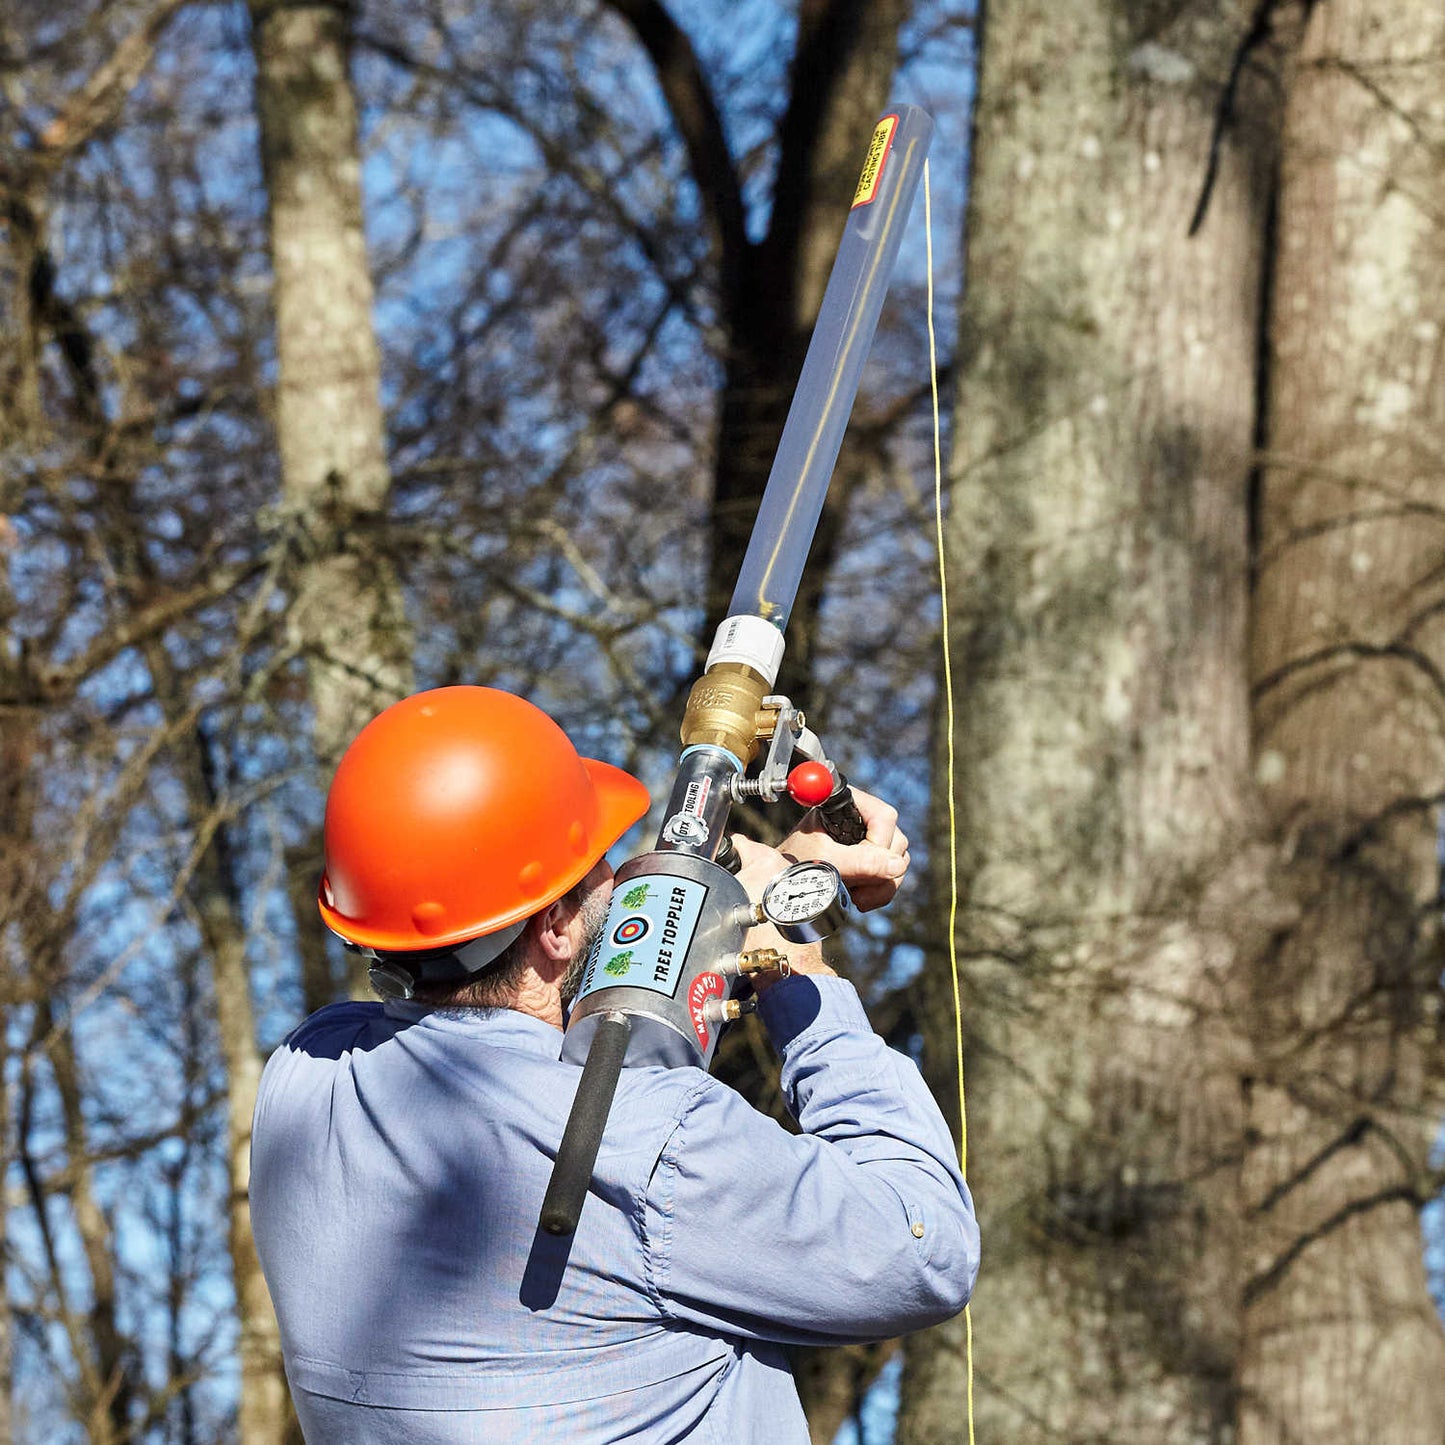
[318,686,650,953]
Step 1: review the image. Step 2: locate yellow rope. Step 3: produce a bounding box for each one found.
[924,157,974,1445]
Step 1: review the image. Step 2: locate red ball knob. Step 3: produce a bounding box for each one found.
[787,761,835,807]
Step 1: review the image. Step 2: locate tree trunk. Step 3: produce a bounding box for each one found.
[178,712,296,1445]
[1242,1,1445,1437]
[0,311,35,1445]
[900,3,1283,1439]
[608,0,911,646]
[43,1001,132,1444]
[244,16,402,1419]
[249,0,411,1018]
[250,0,412,770]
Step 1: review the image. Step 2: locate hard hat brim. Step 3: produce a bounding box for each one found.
[580,757,653,871]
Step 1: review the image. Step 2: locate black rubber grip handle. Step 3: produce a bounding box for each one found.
[540,1012,632,1236]
[817,775,867,846]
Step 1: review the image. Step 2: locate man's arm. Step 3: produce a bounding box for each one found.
[639,971,977,1345]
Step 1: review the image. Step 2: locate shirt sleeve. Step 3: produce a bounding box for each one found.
[640,975,979,1345]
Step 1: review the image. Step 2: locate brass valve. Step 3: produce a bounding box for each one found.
[680,662,770,763]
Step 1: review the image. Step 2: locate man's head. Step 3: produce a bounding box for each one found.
[409,859,615,1012]
[318,687,649,1006]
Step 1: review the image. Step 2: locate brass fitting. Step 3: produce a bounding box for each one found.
[736,949,789,977]
[701,996,758,1024]
[680,662,770,763]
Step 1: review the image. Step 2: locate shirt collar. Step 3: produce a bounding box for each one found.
[382,999,564,1058]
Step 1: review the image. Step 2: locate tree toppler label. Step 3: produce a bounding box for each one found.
[852,114,899,208]
[579,874,710,999]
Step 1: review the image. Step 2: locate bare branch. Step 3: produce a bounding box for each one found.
[38,0,188,158]
[598,0,749,310]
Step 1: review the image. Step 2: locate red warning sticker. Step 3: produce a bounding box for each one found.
[688,972,727,1052]
[852,114,899,208]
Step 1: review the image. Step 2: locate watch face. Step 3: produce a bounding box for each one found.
[762,862,842,925]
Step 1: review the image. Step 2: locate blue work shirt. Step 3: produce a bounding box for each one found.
[251,976,978,1443]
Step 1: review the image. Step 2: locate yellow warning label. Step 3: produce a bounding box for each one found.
[852,115,899,208]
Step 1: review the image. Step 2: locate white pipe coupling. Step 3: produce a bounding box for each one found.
[705,614,785,687]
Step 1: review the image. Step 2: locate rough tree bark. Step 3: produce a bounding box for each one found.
[900,3,1285,1439]
[39,1002,134,1443]
[244,0,417,1430]
[1242,1,1445,1437]
[249,0,412,772]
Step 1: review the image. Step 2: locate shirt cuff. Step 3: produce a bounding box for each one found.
[756,974,873,1051]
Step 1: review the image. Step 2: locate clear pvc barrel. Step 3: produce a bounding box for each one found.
[727,103,934,627]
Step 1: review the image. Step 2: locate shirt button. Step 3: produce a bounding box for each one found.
[911,1222,925,1239]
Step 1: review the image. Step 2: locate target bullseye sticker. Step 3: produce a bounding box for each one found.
[611,916,651,947]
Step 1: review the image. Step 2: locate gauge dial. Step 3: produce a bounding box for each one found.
[760,861,850,942]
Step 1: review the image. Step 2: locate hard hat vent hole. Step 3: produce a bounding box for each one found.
[568,821,588,855]
[411,900,448,935]
[518,861,545,894]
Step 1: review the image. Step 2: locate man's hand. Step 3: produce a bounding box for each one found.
[729,835,836,991]
[778,787,910,912]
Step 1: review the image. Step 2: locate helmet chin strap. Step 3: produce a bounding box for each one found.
[365,959,420,1002]
[354,919,530,1001]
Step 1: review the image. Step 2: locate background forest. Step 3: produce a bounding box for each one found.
[0,1,1441,1443]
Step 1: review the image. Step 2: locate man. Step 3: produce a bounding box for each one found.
[251,685,978,1442]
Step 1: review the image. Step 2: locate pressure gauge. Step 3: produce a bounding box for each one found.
[758,861,850,944]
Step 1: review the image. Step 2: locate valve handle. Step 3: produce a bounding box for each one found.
[816,772,867,846]
[786,761,835,807]
[788,761,867,845]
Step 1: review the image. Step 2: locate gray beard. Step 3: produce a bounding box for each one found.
[560,885,610,1004]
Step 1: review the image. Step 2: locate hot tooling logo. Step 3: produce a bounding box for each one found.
[661,776,713,846]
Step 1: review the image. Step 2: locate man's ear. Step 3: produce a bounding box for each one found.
[533,896,575,964]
